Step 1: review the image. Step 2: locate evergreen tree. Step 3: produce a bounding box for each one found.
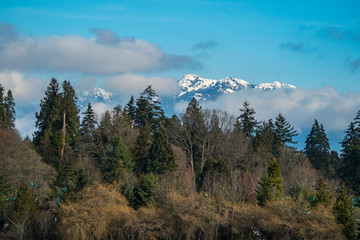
[0,84,6,128]
[274,113,298,146]
[305,119,331,172]
[253,119,276,154]
[34,78,61,147]
[101,137,133,183]
[80,103,96,154]
[181,98,207,187]
[125,95,136,120]
[313,176,331,207]
[4,90,15,129]
[135,85,164,130]
[256,158,283,206]
[0,165,11,228]
[339,110,360,195]
[237,101,258,138]
[133,123,152,174]
[12,182,37,239]
[145,125,176,174]
[334,185,357,240]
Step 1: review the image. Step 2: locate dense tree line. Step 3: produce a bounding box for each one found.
[0,78,359,239]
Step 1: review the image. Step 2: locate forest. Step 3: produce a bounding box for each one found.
[0,78,359,240]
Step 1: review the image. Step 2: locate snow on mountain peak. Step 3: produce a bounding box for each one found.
[177,74,296,101]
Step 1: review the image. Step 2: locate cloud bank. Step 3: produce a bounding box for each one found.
[176,87,360,132]
[0,26,200,74]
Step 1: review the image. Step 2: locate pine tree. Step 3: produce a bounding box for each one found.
[339,110,360,195]
[12,182,37,239]
[313,176,331,207]
[237,101,258,138]
[80,103,96,154]
[34,78,61,147]
[133,123,152,174]
[4,90,15,129]
[125,95,136,120]
[0,84,6,128]
[145,125,176,174]
[274,113,298,146]
[334,185,357,240]
[101,137,133,183]
[305,119,331,172]
[256,158,283,206]
[135,85,164,130]
[253,119,276,154]
[182,98,207,187]
[0,165,11,228]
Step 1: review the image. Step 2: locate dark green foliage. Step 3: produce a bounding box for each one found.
[101,137,133,183]
[122,173,158,209]
[34,79,80,171]
[237,101,258,138]
[0,165,11,227]
[313,176,331,207]
[339,110,360,195]
[334,185,357,240]
[133,123,152,174]
[80,103,96,155]
[125,95,136,120]
[0,85,16,129]
[305,119,331,172]
[182,98,206,187]
[12,182,37,238]
[256,158,283,206]
[135,85,165,130]
[145,125,176,174]
[274,113,298,146]
[253,119,276,154]
[4,90,15,129]
[71,166,90,192]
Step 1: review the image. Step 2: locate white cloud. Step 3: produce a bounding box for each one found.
[0,29,200,74]
[104,72,179,96]
[15,113,36,138]
[176,87,360,132]
[0,71,47,103]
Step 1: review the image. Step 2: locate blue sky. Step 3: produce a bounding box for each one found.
[0,0,359,149]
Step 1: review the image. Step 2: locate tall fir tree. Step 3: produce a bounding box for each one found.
[0,84,5,128]
[4,90,15,129]
[305,119,331,172]
[182,98,207,187]
[145,125,176,174]
[313,176,331,207]
[256,158,283,206]
[135,85,164,130]
[274,113,298,146]
[237,101,258,138]
[101,136,133,183]
[125,95,136,121]
[80,102,96,154]
[133,123,152,174]
[334,185,357,240]
[339,110,360,195]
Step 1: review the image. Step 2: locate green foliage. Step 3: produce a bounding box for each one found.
[145,125,176,174]
[0,165,11,227]
[256,158,283,206]
[339,110,360,195]
[125,95,136,120]
[313,176,331,207]
[334,185,357,239]
[274,113,298,146]
[80,102,96,154]
[0,85,16,129]
[305,119,331,173]
[101,137,133,183]
[122,173,158,209]
[72,166,90,192]
[133,123,152,174]
[13,182,37,224]
[135,85,165,130]
[237,101,258,138]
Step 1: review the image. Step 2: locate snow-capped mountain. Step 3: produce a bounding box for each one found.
[77,87,113,107]
[177,74,295,101]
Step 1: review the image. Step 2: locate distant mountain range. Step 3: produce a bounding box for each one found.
[177,74,296,101]
[77,74,296,107]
